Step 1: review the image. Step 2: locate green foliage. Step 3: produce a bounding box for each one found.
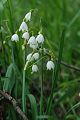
[0,0,80,120]
[27,94,38,120]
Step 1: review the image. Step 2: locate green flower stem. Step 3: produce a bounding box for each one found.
[46,0,66,114]
[46,28,66,114]
[22,69,26,112]
[40,45,44,116]
[22,43,26,113]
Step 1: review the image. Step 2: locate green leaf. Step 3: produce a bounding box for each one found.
[37,115,54,120]
[0,2,4,14]
[27,94,38,120]
[0,0,7,14]
[1,0,7,4]
[3,63,22,97]
[3,64,13,92]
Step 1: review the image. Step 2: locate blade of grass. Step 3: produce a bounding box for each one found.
[64,102,80,120]
[68,10,80,28]
[7,0,15,65]
[46,0,66,114]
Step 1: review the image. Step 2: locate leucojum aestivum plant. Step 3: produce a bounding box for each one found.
[11,10,55,119]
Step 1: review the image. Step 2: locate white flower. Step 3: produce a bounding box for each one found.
[47,61,54,70]
[11,34,19,42]
[19,22,28,32]
[26,53,34,61]
[25,12,31,22]
[28,36,38,49]
[33,53,39,60]
[30,43,38,49]
[36,34,44,43]
[32,65,38,72]
[22,32,29,40]
[28,36,36,44]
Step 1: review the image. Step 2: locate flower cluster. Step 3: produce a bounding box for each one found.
[11,11,55,73]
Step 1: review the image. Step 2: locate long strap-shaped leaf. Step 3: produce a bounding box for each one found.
[27,94,38,120]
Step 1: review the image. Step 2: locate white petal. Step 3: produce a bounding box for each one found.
[25,12,31,22]
[26,53,34,61]
[30,43,38,49]
[36,34,44,43]
[28,36,36,45]
[32,65,38,72]
[33,53,39,60]
[47,61,54,70]
[22,32,29,40]
[11,34,19,42]
[19,22,28,32]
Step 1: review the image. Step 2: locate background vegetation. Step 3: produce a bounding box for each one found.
[0,0,80,120]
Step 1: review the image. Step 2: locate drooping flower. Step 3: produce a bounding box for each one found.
[22,32,29,40]
[28,36,38,49]
[19,21,28,32]
[26,53,34,61]
[28,36,36,44]
[32,64,38,72]
[11,34,19,42]
[25,12,31,22]
[33,53,39,60]
[36,34,44,43]
[30,43,38,49]
[46,61,54,70]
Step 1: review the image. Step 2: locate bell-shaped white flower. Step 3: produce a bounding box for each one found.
[28,36,36,45]
[36,34,44,43]
[32,64,38,72]
[30,43,38,49]
[22,32,29,40]
[25,12,31,22]
[11,34,19,42]
[33,53,39,60]
[26,53,34,61]
[19,21,28,32]
[47,61,54,70]
[28,36,38,49]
